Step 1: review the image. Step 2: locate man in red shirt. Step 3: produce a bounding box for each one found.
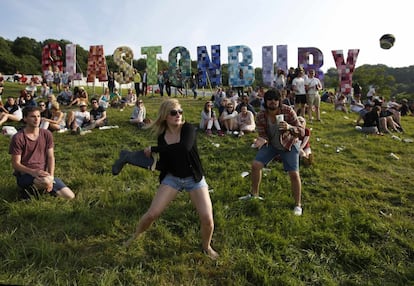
[9,106,75,199]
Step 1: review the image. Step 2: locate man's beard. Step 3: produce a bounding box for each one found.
[266,102,278,110]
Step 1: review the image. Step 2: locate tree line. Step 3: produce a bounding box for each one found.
[1,36,414,100]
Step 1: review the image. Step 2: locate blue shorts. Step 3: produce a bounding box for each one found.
[161,174,208,192]
[255,143,300,172]
[16,173,67,195]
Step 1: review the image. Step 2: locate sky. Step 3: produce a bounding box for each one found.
[1,0,412,72]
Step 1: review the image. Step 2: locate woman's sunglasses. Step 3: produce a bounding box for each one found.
[169,109,183,116]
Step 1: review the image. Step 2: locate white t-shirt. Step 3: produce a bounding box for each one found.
[74,111,90,126]
[292,77,306,94]
[305,77,321,95]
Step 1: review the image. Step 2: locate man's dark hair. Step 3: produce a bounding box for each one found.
[22,106,40,118]
[263,89,281,109]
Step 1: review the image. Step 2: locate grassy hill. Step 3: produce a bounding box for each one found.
[0,82,413,285]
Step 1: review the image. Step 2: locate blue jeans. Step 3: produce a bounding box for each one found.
[16,173,67,195]
[255,143,300,172]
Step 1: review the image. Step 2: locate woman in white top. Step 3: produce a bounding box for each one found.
[0,97,22,126]
[200,101,224,136]
[237,104,255,136]
[219,101,238,133]
[125,88,137,107]
[99,87,111,109]
[40,102,66,131]
[130,100,147,128]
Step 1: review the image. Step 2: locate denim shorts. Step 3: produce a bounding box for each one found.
[255,143,300,172]
[16,173,67,195]
[161,174,208,192]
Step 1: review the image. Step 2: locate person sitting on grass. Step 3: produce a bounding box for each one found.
[18,90,37,109]
[379,103,403,134]
[236,104,256,137]
[70,86,88,107]
[39,81,50,99]
[9,106,75,200]
[219,101,238,134]
[46,94,58,110]
[0,97,23,126]
[236,94,256,116]
[297,116,312,166]
[360,105,382,135]
[89,98,108,129]
[200,101,224,136]
[125,88,137,107]
[25,80,38,98]
[40,102,66,132]
[110,88,126,110]
[57,85,72,106]
[99,87,111,109]
[356,102,373,126]
[334,94,348,113]
[66,101,91,134]
[350,93,364,113]
[16,90,28,108]
[130,99,147,129]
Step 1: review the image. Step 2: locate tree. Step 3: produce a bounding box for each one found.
[323,68,339,90]
[353,65,396,98]
[133,58,147,72]
[0,50,19,74]
[157,58,168,73]
[0,37,17,74]
[19,55,41,74]
[11,37,41,58]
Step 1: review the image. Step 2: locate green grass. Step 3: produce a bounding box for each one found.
[0,82,413,285]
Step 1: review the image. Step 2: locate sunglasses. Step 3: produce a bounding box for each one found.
[39,104,45,106]
[138,101,143,104]
[169,109,183,116]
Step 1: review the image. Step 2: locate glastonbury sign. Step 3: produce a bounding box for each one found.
[42,43,359,94]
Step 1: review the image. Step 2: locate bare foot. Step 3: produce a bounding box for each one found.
[203,247,219,260]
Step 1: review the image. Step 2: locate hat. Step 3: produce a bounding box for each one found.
[80,101,87,107]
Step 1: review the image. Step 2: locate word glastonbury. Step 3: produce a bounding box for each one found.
[43,43,360,94]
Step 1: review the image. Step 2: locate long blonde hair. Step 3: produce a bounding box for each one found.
[147,98,184,136]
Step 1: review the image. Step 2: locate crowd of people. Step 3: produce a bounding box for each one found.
[2,66,413,260]
[324,84,411,135]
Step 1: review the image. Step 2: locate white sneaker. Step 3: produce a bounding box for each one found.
[239,194,264,201]
[293,206,303,216]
